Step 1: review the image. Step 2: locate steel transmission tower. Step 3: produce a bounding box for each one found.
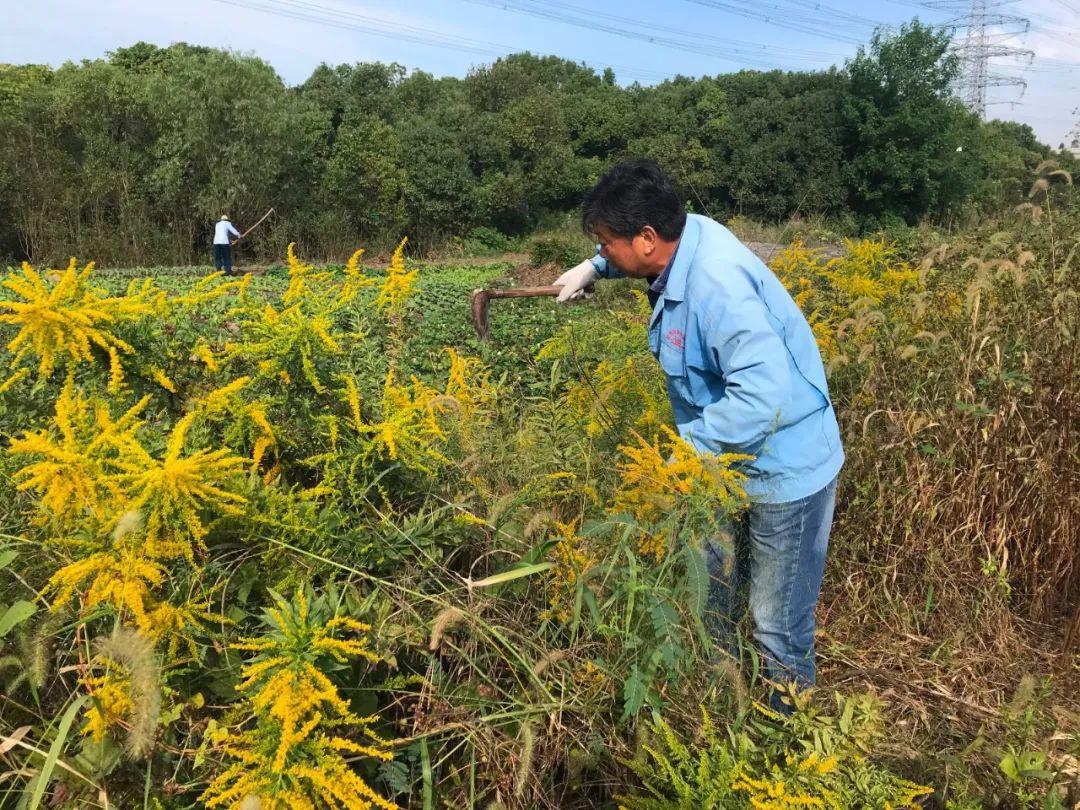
[959,0,992,113]
[930,0,1032,118]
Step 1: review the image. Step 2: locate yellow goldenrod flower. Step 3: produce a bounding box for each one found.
[8,381,145,524]
[611,427,752,560]
[0,258,154,390]
[202,590,396,809]
[112,411,247,559]
[546,521,596,623]
[375,238,417,315]
[192,341,219,373]
[150,366,177,393]
[349,370,450,475]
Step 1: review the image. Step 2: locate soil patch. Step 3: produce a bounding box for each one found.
[508,261,562,287]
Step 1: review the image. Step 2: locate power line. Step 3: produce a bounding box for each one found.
[1048,0,1080,17]
[677,0,868,44]
[209,0,675,84]
[531,0,847,61]
[683,0,879,34]
[877,0,944,10]
[463,0,845,69]
[210,0,1080,108]
[472,0,874,55]
[212,0,503,56]
[772,0,882,27]
[1030,56,1080,69]
[1026,23,1080,50]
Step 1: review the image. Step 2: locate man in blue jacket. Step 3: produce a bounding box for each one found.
[554,159,844,706]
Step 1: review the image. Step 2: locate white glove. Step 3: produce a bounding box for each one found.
[554,258,599,303]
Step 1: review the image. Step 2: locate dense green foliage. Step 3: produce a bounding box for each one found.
[1,24,1070,265]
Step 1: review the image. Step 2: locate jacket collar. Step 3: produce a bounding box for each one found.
[660,214,700,303]
[648,216,700,333]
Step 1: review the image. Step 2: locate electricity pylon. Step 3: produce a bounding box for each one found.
[927,0,1032,117]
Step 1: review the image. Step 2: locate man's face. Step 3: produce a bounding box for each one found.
[591,224,659,279]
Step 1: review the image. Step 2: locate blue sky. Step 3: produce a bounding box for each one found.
[5,0,1079,146]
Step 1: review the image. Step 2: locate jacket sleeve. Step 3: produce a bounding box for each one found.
[684,272,792,456]
[589,247,626,280]
[228,224,241,238]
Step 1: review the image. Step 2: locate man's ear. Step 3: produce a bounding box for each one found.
[639,225,659,254]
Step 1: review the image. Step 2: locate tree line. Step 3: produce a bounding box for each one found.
[0,22,1069,266]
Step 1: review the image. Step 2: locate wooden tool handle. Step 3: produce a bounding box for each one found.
[481,285,562,300]
[237,207,275,241]
[482,283,594,300]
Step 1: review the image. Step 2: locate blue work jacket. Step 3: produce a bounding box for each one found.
[591,214,844,503]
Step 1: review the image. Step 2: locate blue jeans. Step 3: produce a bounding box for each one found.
[704,476,837,702]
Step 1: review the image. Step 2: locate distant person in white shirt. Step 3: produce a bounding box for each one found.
[213,215,242,275]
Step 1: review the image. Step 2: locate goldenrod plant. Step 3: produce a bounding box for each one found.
[619,697,933,809]
[545,520,596,623]
[611,427,751,562]
[341,247,376,303]
[539,289,671,443]
[201,589,396,810]
[0,258,156,391]
[375,238,416,316]
[770,239,922,369]
[350,370,450,475]
[110,410,247,559]
[8,379,144,526]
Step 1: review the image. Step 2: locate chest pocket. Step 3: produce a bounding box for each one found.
[655,333,692,404]
[653,301,721,404]
[659,336,723,406]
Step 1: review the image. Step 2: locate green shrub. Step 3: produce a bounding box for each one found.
[528,232,592,268]
[463,226,518,255]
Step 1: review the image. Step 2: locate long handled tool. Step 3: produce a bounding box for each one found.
[470,284,593,341]
[233,207,275,243]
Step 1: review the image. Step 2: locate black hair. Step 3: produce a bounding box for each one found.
[581,158,687,242]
